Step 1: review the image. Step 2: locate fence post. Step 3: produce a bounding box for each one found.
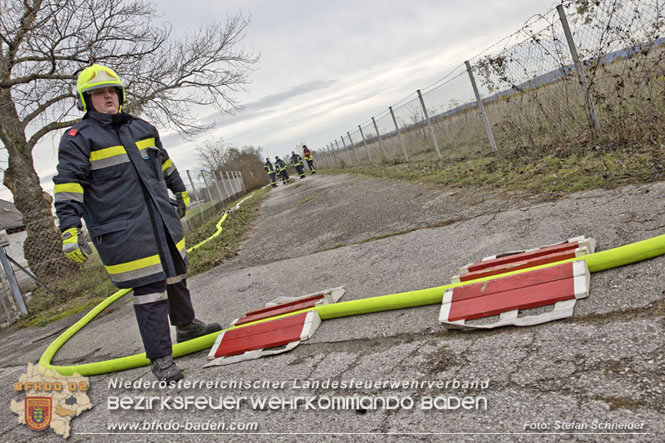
[0,280,12,321]
[218,171,230,202]
[225,171,233,196]
[232,171,241,194]
[229,171,237,194]
[212,170,224,202]
[464,60,498,151]
[223,171,232,196]
[347,131,361,163]
[334,139,342,164]
[389,106,409,162]
[201,171,215,206]
[372,116,388,160]
[186,170,205,223]
[331,144,339,167]
[322,147,330,169]
[336,138,352,166]
[226,171,237,196]
[358,125,373,163]
[341,136,355,165]
[0,247,27,316]
[237,171,245,192]
[417,89,442,160]
[328,145,337,168]
[318,148,327,169]
[317,148,324,169]
[556,4,602,138]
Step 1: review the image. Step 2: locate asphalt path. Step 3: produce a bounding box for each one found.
[1,173,664,442]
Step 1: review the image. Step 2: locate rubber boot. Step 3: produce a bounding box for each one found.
[176,319,222,342]
[150,356,183,382]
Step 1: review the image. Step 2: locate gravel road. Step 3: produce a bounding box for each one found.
[2,173,663,442]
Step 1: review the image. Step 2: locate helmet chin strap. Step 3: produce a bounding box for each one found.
[116,88,123,112]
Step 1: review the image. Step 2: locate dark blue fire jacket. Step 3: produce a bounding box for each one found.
[54,111,188,289]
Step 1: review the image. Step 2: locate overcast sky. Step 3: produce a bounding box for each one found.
[1,0,559,201]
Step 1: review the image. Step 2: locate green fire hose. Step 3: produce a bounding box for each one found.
[39,193,665,376]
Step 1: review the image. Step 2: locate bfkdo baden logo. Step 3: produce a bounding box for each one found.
[25,397,52,431]
[10,364,92,438]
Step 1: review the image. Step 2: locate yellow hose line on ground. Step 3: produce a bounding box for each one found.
[40,205,665,376]
[189,213,227,251]
[223,233,665,326]
[317,233,665,319]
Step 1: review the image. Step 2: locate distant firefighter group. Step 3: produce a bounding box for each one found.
[264,145,316,187]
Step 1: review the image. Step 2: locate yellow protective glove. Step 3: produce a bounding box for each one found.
[175,191,190,218]
[62,227,92,263]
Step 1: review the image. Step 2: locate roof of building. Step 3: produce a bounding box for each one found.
[0,199,24,231]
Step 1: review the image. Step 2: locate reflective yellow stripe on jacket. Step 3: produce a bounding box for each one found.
[89,145,127,170]
[176,237,186,259]
[135,138,155,151]
[105,254,163,283]
[162,158,176,177]
[89,138,155,170]
[104,236,187,283]
[54,183,84,203]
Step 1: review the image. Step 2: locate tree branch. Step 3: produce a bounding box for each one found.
[27,118,79,150]
[2,0,44,74]
[22,92,72,127]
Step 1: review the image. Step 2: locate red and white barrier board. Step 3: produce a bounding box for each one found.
[207,287,344,367]
[453,236,595,283]
[440,260,590,329]
[206,311,321,366]
[231,287,344,326]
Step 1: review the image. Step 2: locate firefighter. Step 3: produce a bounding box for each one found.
[53,64,221,382]
[275,156,290,184]
[264,157,278,188]
[302,144,316,174]
[290,151,306,179]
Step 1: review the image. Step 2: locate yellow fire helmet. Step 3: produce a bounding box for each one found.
[76,64,126,112]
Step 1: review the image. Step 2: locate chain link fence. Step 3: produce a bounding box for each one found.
[317,0,665,167]
[0,206,70,324]
[181,169,246,232]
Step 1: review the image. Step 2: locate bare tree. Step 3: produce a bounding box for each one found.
[197,141,266,191]
[197,139,229,175]
[0,0,257,281]
[222,145,267,191]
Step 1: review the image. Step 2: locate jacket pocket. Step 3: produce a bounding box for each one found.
[90,219,127,244]
[91,166,123,183]
[143,146,164,180]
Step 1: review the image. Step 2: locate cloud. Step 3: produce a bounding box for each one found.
[198,79,338,128]
[159,78,340,166]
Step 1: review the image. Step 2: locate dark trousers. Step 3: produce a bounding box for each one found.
[133,279,195,359]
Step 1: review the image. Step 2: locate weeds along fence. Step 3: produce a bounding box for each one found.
[316,0,665,168]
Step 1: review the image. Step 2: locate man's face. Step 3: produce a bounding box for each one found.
[90,87,119,114]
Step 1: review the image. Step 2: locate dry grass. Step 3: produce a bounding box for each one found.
[324,45,665,196]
